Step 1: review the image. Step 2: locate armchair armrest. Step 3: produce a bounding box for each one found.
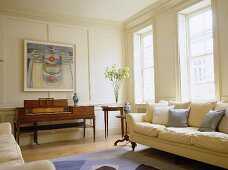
[0,122,12,135]
[8,160,55,170]
[126,113,145,137]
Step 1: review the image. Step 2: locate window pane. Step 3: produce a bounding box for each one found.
[189,13,203,36]
[143,34,153,68]
[133,25,154,104]
[179,7,215,101]
[143,68,154,85]
[205,31,213,53]
[143,68,154,101]
[205,10,212,30]
[190,35,204,56]
[142,34,154,102]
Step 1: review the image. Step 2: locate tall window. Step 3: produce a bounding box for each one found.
[178,3,215,101]
[133,25,155,104]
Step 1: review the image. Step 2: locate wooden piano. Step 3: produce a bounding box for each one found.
[15,98,95,144]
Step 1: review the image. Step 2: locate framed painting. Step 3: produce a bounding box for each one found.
[24,40,75,91]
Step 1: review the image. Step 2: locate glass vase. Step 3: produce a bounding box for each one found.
[114,84,120,105]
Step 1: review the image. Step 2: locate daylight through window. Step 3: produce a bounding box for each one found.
[178,3,215,101]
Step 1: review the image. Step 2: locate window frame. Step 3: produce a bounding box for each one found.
[179,6,216,101]
[140,31,154,103]
[133,26,155,104]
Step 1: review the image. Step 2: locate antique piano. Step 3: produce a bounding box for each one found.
[15,98,95,144]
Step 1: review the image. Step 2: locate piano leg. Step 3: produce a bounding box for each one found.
[93,117,95,143]
[34,122,39,145]
[83,119,85,138]
[16,123,20,145]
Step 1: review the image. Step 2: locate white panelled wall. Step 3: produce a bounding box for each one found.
[0,12,124,145]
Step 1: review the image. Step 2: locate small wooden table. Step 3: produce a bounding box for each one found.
[101,106,124,138]
[114,115,137,149]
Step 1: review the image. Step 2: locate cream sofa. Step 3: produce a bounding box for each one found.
[0,122,55,170]
[126,101,228,169]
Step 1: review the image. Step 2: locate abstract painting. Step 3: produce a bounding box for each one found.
[24,40,75,91]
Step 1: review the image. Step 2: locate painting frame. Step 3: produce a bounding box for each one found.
[24,40,75,91]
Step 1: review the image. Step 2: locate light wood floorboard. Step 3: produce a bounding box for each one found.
[21,135,130,162]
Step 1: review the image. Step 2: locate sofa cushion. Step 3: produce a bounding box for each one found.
[145,102,168,122]
[0,135,17,145]
[158,127,198,145]
[218,108,228,134]
[0,135,23,163]
[198,110,225,132]
[214,102,228,111]
[134,122,166,137]
[192,132,228,153]
[0,144,23,163]
[152,106,174,125]
[188,101,216,127]
[167,109,190,127]
[168,101,191,109]
[0,159,24,170]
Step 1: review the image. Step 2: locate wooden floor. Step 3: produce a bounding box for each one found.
[21,135,129,162]
[21,135,226,170]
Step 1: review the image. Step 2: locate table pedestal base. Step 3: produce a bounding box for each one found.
[114,134,129,146]
[114,134,137,150]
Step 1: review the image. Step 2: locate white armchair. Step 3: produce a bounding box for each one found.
[0,122,55,170]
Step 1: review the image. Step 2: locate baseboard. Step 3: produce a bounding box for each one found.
[19,127,121,146]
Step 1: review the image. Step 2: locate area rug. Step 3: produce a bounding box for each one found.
[51,148,182,170]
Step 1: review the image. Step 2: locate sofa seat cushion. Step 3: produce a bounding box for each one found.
[0,135,23,163]
[0,158,24,170]
[0,135,17,145]
[158,127,198,145]
[192,132,228,153]
[134,122,166,137]
[0,144,23,163]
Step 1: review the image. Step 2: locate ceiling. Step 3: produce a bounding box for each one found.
[0,0,159,22]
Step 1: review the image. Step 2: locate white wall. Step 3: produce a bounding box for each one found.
[0,15,124,106]
[215,0,228,101]
[154,13,177,101]
[124,0,228,111]
[0,11,124,144]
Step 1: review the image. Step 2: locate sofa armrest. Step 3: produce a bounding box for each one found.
[8,160,55,170]
[126,113,145,124]
[0,122,12,135]
[126,113,145,137]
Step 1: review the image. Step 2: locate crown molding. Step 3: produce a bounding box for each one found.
[123,0,201,30]
[0,7,123,31]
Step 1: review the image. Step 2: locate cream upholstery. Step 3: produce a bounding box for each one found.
[126,102,228,169]
[6,160,55,170]
[145,102,168,122]
[0,122,55,170]
[0,123,12,135]
[214,102,228,134]
[188,101,216,127]
[134,122,166,137]
[158,127,198,145]
[218,109,228,134]
[168,101,191,109]
[214,102,228,110]
[192,132,228,153]
[152,106,173,125]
